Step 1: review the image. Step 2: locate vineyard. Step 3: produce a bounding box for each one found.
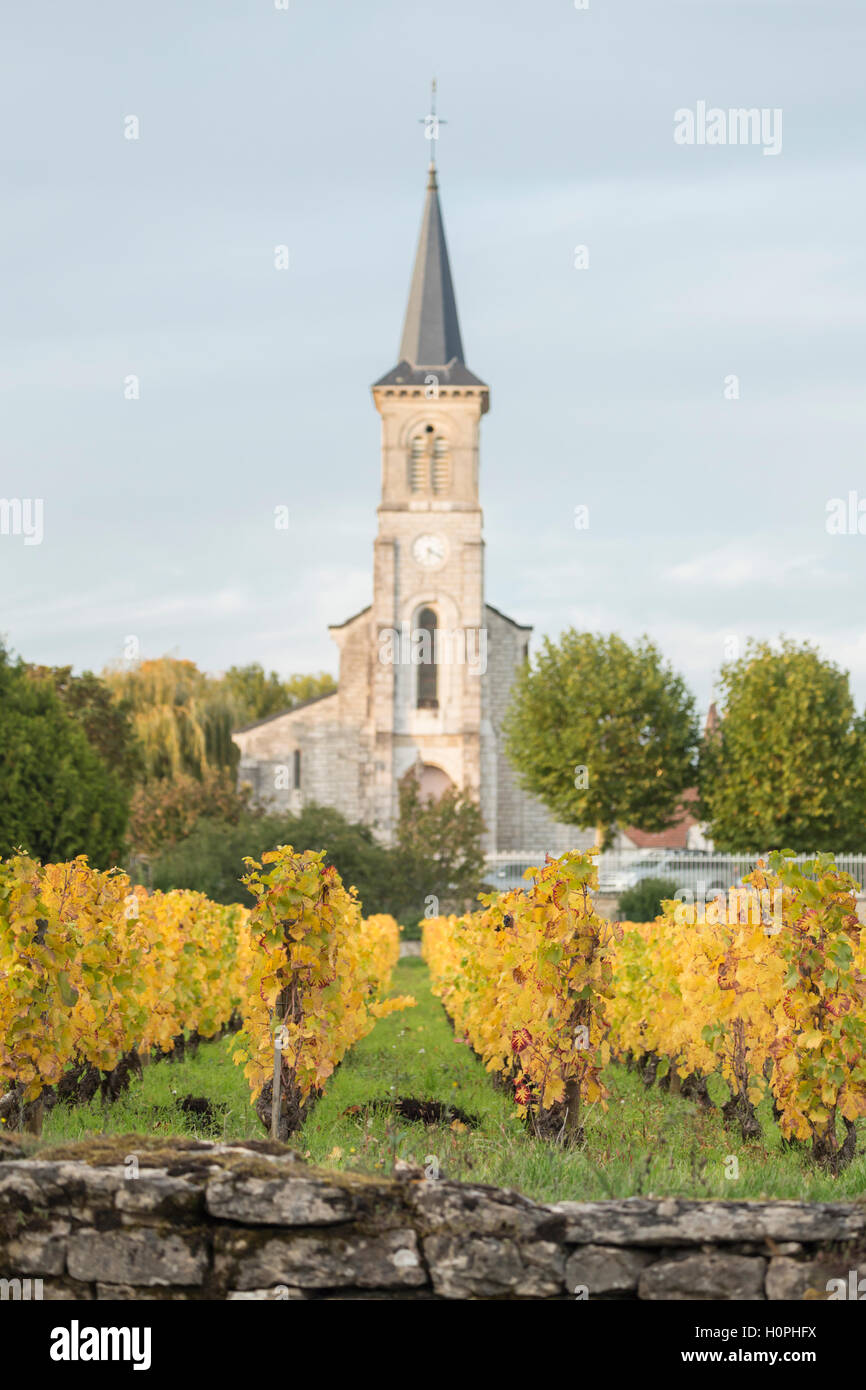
[424,848,866,1174]
[0,848,408,1140]
[2,844,866,1192]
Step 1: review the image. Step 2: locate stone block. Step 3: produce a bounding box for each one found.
[67,1228,207,1287]
[566,1243,652,1295]
[639,1253,766,1301]
[766,1256,864,1301]
[552,1198,866,1247]
[96,1283,192,1300]
[424,1234,565,1299]
[0,1221,70,1275]
[41,1281,93,1300]
[116,1172,202,1220]
[408,1179,549,1239]
[229,1228,426,1291]
[206,1173,356,1226]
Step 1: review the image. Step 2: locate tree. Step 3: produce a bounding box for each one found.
[127,768,251,858]
[151,803,393,909]
[221,664,336,725]
[503,631,699,848]
[150,814,269,904]
[699,639,866,852]
[102,657,238,781]
[0,647,129,865]
[391,773,487,917]
[26,663,138,781]
[150,789,487,918]
[617,876,679,923]
[277,804,394,907]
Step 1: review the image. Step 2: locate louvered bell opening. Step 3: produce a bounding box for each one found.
[432,437,450,494]
[409,437,428,492]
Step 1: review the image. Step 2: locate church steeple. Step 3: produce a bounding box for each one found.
[373,162,487,391]
[398,162,465,369]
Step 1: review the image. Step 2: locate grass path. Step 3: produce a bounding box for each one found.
[34,957,866,1203]
[297,958,866,1204]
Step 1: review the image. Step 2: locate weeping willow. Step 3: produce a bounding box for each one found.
[103,658,240,782]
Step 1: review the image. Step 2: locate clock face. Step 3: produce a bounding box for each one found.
[412,532,448,569]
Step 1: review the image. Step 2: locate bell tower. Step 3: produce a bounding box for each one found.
[236,98,584,859]
[369,146,490,839]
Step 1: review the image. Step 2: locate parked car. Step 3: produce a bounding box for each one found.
[488,851,752,903]
[599,851,749,899]
[483,860,536,894]
[596,851,674,895]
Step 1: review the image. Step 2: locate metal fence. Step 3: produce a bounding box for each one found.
[484,849,866,899]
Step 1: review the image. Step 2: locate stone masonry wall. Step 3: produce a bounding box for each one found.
[2,1138,865,1300]
[483,606,595,857]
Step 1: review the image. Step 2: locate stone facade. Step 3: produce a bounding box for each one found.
[2,1139,865,1300]
[234,600,587,855]
[233,166,591,857]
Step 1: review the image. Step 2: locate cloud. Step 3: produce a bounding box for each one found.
[663,541,838,590]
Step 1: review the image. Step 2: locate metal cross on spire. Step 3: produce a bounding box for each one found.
[419,78,446,165]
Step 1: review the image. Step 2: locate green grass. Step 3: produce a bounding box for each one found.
[24,957,866,1204]
[298,958,866,1203]
[37,1035,259,1146]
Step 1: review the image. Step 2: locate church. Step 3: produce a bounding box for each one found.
[233,156,591,858]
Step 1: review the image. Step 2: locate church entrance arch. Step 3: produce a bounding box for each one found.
[401,762,454,804]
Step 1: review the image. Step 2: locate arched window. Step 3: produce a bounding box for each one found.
[432,437,449,494]
[416,606,438,709]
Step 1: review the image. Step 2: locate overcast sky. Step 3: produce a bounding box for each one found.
[2,0,864,714]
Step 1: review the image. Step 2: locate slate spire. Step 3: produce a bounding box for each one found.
[397,162,465,369]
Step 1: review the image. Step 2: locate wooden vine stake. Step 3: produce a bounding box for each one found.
[270,1020,284,1142]
[24,1095,43,1137]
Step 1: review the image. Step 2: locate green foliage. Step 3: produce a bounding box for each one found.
[0,647,129,866]
[275,804,395,909]
[150,787,487,918]
[149,814,263,903]
[127,768,251,857]
[392,774,487,918]
[26,664,138,781]
[503,630,699,848]
[150,804,394,909]
[398,917,424,942]
[102,657,239,782]
[97,658,337,855]
[617,876,679,923]
[221,664,336,725]
[755,850,866,1165]
[699,639,866,852]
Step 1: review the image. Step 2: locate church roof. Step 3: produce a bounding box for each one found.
[328,603,371,632]
[374,163,486,386]
[373,360,487,389]
[232,688,337,735]
[484,601,533,632]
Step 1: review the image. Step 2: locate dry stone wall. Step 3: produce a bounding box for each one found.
[1,1138,864,1301]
